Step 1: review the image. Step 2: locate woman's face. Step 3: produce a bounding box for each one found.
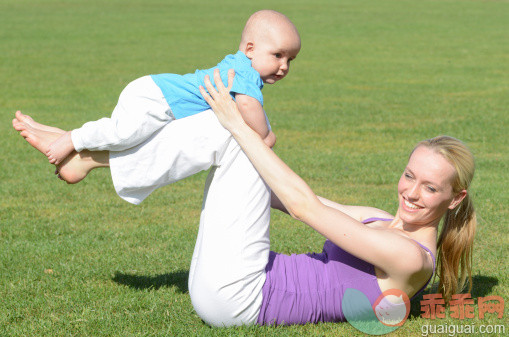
[397,146,465,227]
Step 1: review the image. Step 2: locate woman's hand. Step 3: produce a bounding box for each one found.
[199,69,245,133]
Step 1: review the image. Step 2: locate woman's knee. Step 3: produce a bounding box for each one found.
[189,281,232,326]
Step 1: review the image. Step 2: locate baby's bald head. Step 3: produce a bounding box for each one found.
[239,10,301,84]
[239,10,300,52]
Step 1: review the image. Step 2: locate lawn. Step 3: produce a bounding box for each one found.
[1,0,507,335]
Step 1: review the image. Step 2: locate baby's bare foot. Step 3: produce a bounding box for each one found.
[13,111,65,134]
[55,150,109,184]
[17,127,91,184]
[56,151,93,184]
[13,112,75,165]
[13,113,98,184]
[47,131,74,165]
[18,124,62,157]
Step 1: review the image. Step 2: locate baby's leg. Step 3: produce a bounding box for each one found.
[108,109,231,204]
[13,112,108,184]
[188,140,271,327]
[46,131,75,165]
[70,76,173,153]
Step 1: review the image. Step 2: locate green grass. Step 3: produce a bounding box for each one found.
[1,0,508,335]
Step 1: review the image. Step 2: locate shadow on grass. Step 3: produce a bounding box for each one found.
[470,274,499,298]
[408,274,499,319]
[112,270,189,293]
[111,271,499,317]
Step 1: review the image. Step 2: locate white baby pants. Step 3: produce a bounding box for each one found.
[70,75,236,204]
[71,76,173,153]
[108,108,233,204]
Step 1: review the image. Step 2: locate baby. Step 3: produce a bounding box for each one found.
[45,10,301,166]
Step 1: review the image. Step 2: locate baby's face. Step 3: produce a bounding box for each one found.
[247,30,301,84]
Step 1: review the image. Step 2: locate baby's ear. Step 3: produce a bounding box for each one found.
[244,42,254,59]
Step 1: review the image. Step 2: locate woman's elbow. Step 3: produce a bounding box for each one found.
[285,194,318,222]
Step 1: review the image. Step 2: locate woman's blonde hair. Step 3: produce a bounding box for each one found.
[414,136,476,303]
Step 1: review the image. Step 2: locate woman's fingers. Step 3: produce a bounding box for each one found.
[200,74,219,110]
[200,69,242,131]
[202,74,216,97]
[212,69,225,94]
[227,69,235,91]
[199,84,214,108]
[200,68,236,106]
[212,68,234,95]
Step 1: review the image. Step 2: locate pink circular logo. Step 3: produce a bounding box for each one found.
[372,289,411,327]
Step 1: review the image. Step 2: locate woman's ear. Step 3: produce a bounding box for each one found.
[448,189,467,210]
[244,42,254,59]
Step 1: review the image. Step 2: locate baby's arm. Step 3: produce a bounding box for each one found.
[46,131,75,164]
[234,94,276,148]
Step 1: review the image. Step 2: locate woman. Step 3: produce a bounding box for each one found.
[12,70,476,327]
[195,70,476,326]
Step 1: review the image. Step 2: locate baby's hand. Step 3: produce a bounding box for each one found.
[46,131,75,165]
[263,130,277,148]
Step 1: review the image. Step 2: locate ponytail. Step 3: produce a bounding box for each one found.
[436,194,476,303]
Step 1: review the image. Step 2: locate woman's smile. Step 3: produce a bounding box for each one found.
[403,198,421,211]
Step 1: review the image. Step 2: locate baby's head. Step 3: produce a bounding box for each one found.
[239,10,301,84]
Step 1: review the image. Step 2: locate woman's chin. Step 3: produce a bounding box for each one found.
[398,207,423,224]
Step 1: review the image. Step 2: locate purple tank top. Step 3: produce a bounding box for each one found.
[257,217,436,325]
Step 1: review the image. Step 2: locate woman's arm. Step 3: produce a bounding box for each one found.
[271,192,393,222]
[316,196,394,222]
[199,70,427,280]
